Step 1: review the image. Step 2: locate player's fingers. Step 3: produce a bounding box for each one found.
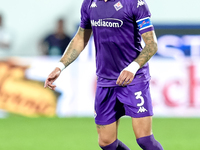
[44,78,56,90]
[116,72,126,85]
[116,76,121,85]
[124,76,134,86]
[48,84,56,90]
[122,75,133,86]
[44,79,49,88]
[46,82,56,90]
[121,72,134,86]
[122,78,131,86]
[44,78,53,88]
[44,68,60,89]
[119,71,130,86]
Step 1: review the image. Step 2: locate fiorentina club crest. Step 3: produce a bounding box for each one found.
[114,1,123,11]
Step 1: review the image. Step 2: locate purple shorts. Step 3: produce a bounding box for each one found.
[94,81,153,125]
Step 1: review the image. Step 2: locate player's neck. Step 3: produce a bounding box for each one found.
[104,0,108,2]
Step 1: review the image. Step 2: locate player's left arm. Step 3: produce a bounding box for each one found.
[116,30,157,86]
[134,30,157,67]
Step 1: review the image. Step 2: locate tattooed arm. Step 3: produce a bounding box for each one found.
[135,30,158,67]
[44,27,92,90]
[116,30,157,86]
[60,27,92,67]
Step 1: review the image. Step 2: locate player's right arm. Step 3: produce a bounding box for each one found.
[60,27,92,67]
[44,27,92,90]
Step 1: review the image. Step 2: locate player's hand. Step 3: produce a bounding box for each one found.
[44,67,61,90]
[116,70,134,86]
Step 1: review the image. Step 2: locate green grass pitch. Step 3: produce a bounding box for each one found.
[0,116,199,150]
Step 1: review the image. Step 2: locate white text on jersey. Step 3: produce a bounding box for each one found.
[91,18,123,28]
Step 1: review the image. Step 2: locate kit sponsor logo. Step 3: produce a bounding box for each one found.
[91,18,123,28]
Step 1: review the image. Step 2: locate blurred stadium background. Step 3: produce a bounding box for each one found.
[0,0,200,149]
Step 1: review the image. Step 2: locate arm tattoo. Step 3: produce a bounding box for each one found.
[63,49,79,66]
[96,124,105,129]
[61,40,80,67]
[134,31,157,67]
[60,27,92,67]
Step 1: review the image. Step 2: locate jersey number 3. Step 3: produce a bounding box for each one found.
[135,91,144,107]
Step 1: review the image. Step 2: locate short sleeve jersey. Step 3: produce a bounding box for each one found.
[80,0,154,87]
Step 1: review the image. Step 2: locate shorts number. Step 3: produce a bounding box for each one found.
[135,91,144,107]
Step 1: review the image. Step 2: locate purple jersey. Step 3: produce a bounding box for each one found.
[80,0,154,87]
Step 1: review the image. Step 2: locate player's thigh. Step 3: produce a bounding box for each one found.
[95,86,124,125]
[132,116,152,139]
[96,120,120,146]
